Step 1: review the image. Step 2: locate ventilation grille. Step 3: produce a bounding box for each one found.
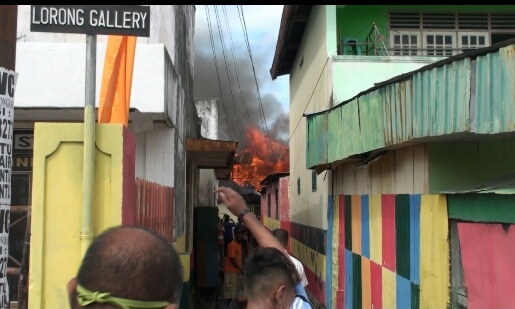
[458,13,488,30]
[491,13,515,30]
[389,12,420,29]
[390,12,515,31]
[423,13,455,29]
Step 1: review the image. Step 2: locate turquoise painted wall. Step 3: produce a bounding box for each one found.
[336,5,515,50]
[428,140,515,193]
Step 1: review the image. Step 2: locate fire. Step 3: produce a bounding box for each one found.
[232,126,289,189]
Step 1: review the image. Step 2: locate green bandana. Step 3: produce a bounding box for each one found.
[76,284,171,309]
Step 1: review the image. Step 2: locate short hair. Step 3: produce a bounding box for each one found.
[272,228,289,248]
[75,225,183,308]
[243,247,299,300]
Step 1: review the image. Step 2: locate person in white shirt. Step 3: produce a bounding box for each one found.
[272,228,308,287]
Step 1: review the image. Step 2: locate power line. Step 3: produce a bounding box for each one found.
[238,5,277,163]
[214,6,248,150]
[273,51,337,167]
[221,5,259,157]
[204,5,233,141]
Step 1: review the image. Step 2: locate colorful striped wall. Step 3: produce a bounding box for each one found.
[328,194,449,309]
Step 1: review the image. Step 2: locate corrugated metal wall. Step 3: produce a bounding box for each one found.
[307,45,515,169]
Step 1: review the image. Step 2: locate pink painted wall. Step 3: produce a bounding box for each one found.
[122,126,136,225]
[458,222,515,309]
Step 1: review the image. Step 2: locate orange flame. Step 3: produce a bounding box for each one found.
[232,126,289,189]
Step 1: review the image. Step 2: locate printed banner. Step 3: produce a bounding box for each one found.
[0,67,18,308]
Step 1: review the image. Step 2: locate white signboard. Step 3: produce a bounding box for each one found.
[0,67,17,307]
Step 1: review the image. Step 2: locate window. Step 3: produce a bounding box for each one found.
[297,178,301,195]
[388,12,508,55]
[275,189,279,219]
[267,193,271,217]
[312,170,317,192]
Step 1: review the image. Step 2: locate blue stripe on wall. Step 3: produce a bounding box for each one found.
[345,249,353,309]
[325,195,334,309]
[361,195,370,259]
[410,194,421,285]
[396,274,412,309]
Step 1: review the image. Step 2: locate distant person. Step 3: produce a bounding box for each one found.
[218,217,225,269]
[272,228,309,287]
[223,225,245,306]
[223,214,236,255]
[67,225,183,309]
[216,186,313,309]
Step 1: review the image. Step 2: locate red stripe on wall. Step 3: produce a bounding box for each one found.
[304,261,325,304]
[337,194,345,309]
[122,126,136,225]
[458,222,515,309]
[381,194,396,271]
[370,260,383,309]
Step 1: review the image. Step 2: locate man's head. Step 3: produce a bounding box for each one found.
[67,225,183,309]
[272,228,289,249]
[243,247,300,309]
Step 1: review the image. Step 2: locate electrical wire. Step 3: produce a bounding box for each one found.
[204,5,234,141]
[238,5,277,163]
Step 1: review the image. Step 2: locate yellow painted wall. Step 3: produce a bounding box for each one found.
[28,123,130,309]
[420,195,449,309]
[263,216,280,231]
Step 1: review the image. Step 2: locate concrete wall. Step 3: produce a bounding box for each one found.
[195,98,218,207]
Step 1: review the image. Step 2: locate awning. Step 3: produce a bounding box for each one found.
[186,138,238,180]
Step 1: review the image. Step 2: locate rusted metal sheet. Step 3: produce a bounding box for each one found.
[475,45,515,134]
[307,113,328,167]
[135,178,174,242]
[307,54,472,168]
[412,59,471,137]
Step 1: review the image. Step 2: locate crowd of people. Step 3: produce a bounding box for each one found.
[68,186,313,309]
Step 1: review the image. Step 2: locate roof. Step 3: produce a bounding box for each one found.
[260,172,290,186]
[270,5,312,80]
[186,137,237,179]
[306,37,515,117]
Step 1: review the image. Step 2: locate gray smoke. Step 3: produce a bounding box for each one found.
[193,5,289,155]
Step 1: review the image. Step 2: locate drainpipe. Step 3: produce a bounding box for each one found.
[81,34,96,256]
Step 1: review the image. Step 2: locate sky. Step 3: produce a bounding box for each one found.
[193,5,290,154]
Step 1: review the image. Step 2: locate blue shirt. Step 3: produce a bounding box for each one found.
[223,221,235,240]
[291,282,312,309]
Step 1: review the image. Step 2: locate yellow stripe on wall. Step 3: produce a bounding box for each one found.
[351,195,362,254]
[369,194,382,265]
[290,238,326,282]
[420,195,450,309]
[382,267,396,309]
[332,195,340,306]
[263,216,281,231]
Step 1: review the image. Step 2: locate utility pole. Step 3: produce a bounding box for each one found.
[0,5,17,309]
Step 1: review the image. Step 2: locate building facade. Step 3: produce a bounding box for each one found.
[11,5,237,309]
[271,5,515,309]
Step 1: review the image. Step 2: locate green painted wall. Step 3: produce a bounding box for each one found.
[336,5,515,51]
[448,194,515,223]
[428,140,515,193]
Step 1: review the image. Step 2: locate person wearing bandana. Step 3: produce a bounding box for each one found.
[66,225,183,309]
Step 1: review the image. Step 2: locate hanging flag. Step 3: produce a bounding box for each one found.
[98,35,137,126]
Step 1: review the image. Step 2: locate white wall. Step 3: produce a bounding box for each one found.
[132,123,175,186]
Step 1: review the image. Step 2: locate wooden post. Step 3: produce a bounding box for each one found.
[0,5,17,71]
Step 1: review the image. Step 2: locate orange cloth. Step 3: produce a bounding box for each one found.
[224,240,242,273]
[98,35,137,126]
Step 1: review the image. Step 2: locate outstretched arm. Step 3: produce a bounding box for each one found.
[216,186,285,253]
